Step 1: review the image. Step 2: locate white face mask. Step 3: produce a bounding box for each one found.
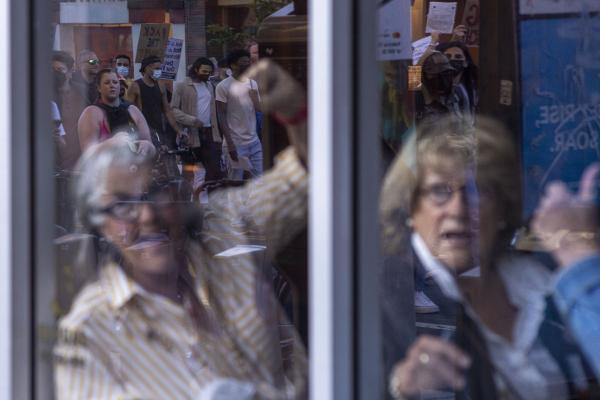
[152,69,162,80]
[116,66,129,77]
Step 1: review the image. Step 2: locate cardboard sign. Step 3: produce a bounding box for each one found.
[160,38,184,80]
[378,0,412,61]
[426,2,457,34]
[136,23,170,63]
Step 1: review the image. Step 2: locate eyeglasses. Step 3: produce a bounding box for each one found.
[419,182,494,207]
[95,187,187,222]
[86,59,100,65]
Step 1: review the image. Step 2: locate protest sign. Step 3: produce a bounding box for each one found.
[136,23,170,63]
[160,38,183,80]
[425,2,457,34]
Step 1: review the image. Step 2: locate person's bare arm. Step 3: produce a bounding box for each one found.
[128,105,156,157]
[216,100,238,161]
[125,81,141,109]
[77,106,102,152]
[249,80,262,113]
[160,84,183,136]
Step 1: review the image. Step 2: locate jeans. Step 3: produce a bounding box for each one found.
[225,138,263,180]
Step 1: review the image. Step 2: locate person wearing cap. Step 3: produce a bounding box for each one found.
[416,51,462,124]
[125,55,183,150]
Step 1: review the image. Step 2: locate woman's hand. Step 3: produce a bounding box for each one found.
[451,25,467,42]
[532,163,600,268]
[389,335,471,398]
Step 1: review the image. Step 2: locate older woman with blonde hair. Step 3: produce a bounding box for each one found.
[379,116,594,399]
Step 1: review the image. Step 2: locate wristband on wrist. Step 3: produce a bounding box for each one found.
[273,103,308,126]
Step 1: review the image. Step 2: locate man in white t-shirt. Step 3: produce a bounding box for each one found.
[171,57,223,189]
[215,49,262,180]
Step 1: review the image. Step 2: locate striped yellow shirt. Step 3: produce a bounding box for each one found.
[54,148,308,400]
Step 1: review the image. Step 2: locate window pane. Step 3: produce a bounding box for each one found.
[41,1,310,398]
[379,1,600,399]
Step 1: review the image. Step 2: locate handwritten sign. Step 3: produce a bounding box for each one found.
[461,0,480,47]
[425,2,457,34]
[378,0,412,61]
[160,38,183,80]
[136,23,170,63]
[411,35,432,65]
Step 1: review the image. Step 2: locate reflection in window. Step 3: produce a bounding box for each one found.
[378,2,600,399]
[44,1,310,398]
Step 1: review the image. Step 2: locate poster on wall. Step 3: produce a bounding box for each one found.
[161,38,184,80]
[378,0,412,61]
[136,23,170,63]
[460,0,479,47]
[519,15,600,216]
[519,0,600,15]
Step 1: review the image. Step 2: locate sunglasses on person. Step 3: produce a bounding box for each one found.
[85,59,100,65]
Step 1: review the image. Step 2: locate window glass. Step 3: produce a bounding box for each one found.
[379,1,600,399]
[42,1,310,398]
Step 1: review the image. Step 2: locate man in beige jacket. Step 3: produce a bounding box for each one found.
[171,57,223,187]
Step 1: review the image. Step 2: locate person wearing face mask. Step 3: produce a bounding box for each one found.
[112,54,133,99]
[126,55,183,150]
[437,41,479,127]
[171,57,224,195]
[416,52,462,124]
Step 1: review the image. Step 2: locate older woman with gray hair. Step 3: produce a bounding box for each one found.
[54,60,309,400]
[380,116,597,399]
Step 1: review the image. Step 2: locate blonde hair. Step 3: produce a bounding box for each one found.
[380,116,521,254]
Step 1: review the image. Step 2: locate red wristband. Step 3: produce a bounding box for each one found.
[273,103,308,126]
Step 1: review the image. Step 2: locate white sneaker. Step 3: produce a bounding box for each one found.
[415,291,439,314]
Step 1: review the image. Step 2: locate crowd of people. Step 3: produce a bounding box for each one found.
[52,46,264,211]
[48,25,600,400]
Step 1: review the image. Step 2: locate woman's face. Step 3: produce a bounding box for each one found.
[98,72,120,102]
[444,47,468,74]
[96,165,183,276]
[411,166,500,274]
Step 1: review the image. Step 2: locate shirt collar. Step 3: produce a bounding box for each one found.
[411,232,464,302]
[100,263,142,310]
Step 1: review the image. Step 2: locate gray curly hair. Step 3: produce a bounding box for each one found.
[74,132,154,229]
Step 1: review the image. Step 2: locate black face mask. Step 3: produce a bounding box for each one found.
[426,72,454,97]
[53,71,67,88]
[449,60,466,74]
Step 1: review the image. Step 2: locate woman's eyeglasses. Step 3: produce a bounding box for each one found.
[419,182,495,206]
